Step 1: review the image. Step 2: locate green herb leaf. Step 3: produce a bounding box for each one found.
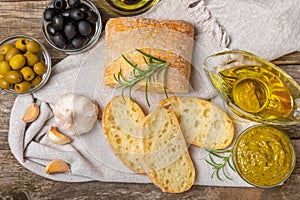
[114,49,169,106]
[205,148,236,181]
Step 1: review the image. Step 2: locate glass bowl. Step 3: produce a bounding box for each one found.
[233,125,296,188]
[97,0,160,16]
[203,50,300,125]
[0,34,52,94]
[42,0,102,54]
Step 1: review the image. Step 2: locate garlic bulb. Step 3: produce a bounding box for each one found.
[51,93,99,136]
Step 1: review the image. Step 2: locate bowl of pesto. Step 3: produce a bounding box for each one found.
[233,125,296,187]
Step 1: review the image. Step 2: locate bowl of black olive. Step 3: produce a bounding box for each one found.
[42,0,102,54]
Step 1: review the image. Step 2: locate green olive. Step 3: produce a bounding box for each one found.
[15,37,28,51]
[24,52,39,66]
[4,70,23,84]
[31,75,42,86]
[5,47,20,61]
[20,66,35,81]
[0,77,11,89]
[26,41,41,54]
[0,60,12,76]
[14,81,31,93]
[1,43,14,55]
[33,61,47,75]
[9,54,26,70]
[0,54,5,62]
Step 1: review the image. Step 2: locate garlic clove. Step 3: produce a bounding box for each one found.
[45,159,71,174]
[47,126,72,145]
[22,103,39,122]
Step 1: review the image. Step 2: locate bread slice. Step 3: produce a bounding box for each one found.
[140,107,195,193]
[102,95,146,173]
[159,97,234,149]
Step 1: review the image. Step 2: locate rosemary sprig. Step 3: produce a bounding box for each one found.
[113,49,169,107]
[205,148,236,181]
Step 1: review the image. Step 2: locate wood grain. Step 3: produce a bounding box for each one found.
[0,1,299,199]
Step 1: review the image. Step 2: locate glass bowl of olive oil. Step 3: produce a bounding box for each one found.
[203,50,300,125]
[97,0,160,16]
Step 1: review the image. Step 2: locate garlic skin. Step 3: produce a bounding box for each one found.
[51,93,99,136]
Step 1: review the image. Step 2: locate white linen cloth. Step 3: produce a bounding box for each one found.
[8,0,300,187]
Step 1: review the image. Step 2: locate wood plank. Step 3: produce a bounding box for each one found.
[272,51,300,65]
[0,0,300,199]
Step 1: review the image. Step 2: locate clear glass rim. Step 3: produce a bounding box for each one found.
[97,0,161,16]
[0,34,52,94]
[232,124,296,188]
[41,0,103,55]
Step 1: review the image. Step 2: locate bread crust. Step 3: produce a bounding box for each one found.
[102,95,146,173]
[105,17,194,39]
[104,17,194,94]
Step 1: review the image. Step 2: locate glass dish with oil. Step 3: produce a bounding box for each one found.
[97,0,160,16]
[203,50,300,125]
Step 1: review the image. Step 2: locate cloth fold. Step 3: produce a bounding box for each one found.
[8,0,299,186]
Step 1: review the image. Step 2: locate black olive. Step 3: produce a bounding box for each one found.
[68,0,80,7]
[46,23,57,36]
[86,10,98,24]
[64,23,77,40]
[71,35,86,48]
[61,9,71,18]
[53,34,67,49]
[44,0,99,50]
[78,4,90,12]
[78,20,92,36]
[43,8,56,22]
[53,0,67,10]
[52,15,65,31]
[85,25,95,40]
[70,8,85,21]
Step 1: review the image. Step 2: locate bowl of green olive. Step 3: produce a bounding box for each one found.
[0,34,52,94]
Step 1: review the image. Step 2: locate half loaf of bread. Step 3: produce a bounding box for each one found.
[102,95,146,173]
[140,107,195,193]
[104,17,194,93]
[159,96,234,149]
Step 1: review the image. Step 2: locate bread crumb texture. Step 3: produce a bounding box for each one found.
[141,107,195,193]
[102,96,146,173]
[159,96,234,149]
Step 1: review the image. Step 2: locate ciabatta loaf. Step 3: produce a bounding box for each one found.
[159,97,234,149]
[141,107,195,193]
[102,96,146,173]
[104,17,194,93]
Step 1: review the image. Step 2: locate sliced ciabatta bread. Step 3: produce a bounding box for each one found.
[159,96,234,149]
[141,107,195,193]
[102,95,146,173]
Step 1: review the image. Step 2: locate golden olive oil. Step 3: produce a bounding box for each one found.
[108,0,155,11]
[218,64,293,120]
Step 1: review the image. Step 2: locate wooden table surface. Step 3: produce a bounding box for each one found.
[0,1,299,199]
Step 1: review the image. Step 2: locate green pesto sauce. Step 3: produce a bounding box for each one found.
[234,126,294,186]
